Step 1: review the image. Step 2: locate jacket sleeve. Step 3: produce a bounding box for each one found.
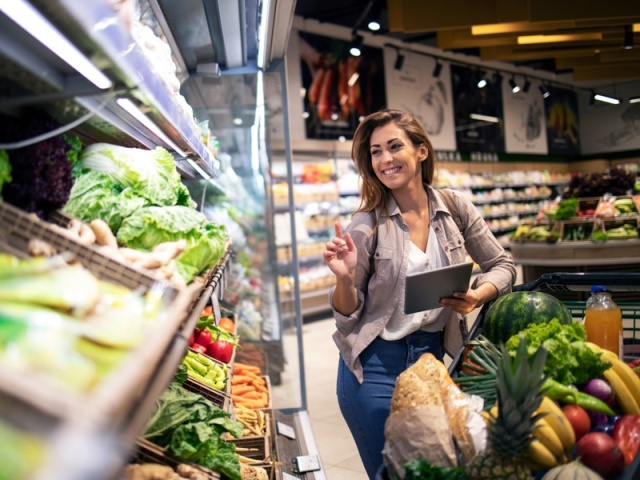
[452,190,516,295]
[328,212,376,335]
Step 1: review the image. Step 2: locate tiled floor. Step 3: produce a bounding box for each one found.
[301,316,368,480]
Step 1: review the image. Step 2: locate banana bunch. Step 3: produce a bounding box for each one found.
[587,342,640,415]
[527,396,576,470]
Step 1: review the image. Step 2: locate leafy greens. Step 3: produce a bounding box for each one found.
[505,318,611,385]
[144,382,243,480]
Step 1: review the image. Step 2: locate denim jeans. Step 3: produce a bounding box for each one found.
[336,330,444,479]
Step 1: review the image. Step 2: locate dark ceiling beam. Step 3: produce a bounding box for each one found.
[572,64,640,81]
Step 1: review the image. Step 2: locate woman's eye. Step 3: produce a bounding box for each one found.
[370,149,380,156]
[390,143,402,150]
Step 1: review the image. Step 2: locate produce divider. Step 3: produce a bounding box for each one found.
[0,201,180,297]
[135,438,223,480]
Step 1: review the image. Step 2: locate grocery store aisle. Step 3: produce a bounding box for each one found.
[302,316,368,480]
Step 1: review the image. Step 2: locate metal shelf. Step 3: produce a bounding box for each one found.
[0,0,218,179]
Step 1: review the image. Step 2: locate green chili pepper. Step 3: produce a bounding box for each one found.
[184,357,208,377]
[543,378,615,415]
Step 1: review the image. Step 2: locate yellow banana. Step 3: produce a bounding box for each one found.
[602,367,640,415]
[585,342,602,353]
[532,416,564,459]
[599,349,640,409]
[537,396,575,453]
[527,439,557,469]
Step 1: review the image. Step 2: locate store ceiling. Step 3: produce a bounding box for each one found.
[294,0,640,85]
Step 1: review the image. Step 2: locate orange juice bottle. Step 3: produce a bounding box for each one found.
[584,286,623,357]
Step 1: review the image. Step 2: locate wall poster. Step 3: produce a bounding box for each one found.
[579,82,640,155]
[545,87,580,156]
[503,78,548,154]
[298,31,386,140]
[451,64,505,153]
[383,47,456,151]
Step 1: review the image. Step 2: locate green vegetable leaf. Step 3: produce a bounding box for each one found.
[505,319,610,385]
[401,458,466,480]
[0,149,12,200]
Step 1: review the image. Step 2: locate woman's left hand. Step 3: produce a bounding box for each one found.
[439,290,480,315]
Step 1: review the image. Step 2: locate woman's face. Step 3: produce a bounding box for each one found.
[369,122,426,193]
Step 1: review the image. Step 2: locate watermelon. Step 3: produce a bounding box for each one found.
[481,291,572,345]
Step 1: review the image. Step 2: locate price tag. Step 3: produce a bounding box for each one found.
[276,421,296,439]
[293,455,321,473]
[210,288,221,326]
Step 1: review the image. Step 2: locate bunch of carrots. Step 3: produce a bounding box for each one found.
[231,362,269,409]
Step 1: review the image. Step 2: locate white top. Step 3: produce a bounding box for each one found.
[381,225,450,340]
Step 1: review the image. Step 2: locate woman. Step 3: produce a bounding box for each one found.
[323,108,516,478]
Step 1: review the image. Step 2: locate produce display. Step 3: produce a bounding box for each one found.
[383,289,640,479]
[0,253,168,391]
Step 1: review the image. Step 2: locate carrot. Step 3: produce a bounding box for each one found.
[231,375,254,385]
[232,385,254,396]
[234,362,261,374]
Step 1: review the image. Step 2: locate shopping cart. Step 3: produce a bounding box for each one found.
[448,271,640,480]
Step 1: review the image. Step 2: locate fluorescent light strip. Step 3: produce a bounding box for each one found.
[518,33,602,45]
[117,98,187,157]
[470,113,499,123]
[0,0,112,89]
[593,94,620,105]
[629,97,640,104]
[256,0,271,68]
[187,159,211,179]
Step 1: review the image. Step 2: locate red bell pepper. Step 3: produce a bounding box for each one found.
[613,414,640,466]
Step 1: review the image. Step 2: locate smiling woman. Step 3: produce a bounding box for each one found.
[321,108,516,477]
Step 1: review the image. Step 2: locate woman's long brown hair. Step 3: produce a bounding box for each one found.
[351,109,436,216]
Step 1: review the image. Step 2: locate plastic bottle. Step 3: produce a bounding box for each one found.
[584,286,623,357]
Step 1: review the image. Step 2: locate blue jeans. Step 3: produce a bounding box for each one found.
[336,330,444,479]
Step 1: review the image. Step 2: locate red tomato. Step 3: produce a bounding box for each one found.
[195,329,212,347]
[218,317,235,333]
[207,340,234,363]
[577,432,625,478]
[562,404,591,441]
[188,331,195,347]
[191,343,207,354]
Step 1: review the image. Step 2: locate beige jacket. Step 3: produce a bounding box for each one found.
[330,185,516,383]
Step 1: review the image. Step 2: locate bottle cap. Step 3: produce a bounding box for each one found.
[591,285,609,294]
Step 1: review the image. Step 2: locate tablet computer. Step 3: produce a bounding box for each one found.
[404,261,474,314]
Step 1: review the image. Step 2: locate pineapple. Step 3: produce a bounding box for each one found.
[465,337,548,479]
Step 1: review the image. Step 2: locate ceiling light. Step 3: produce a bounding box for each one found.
[0,0,113,89]
[349,34,363,57]
[593,93,621,105]
[624,25,634,49]
[367,20,381,31]
[117,98,187,157]
[517,33,603,45]
[232,117,243,126]
[394,49,405,70]
[629,96,640,104]
[509,77,520,93]
[432,61,442,78]
[539,85,551,98]
[470,113,499,123]
[477,78,487,88]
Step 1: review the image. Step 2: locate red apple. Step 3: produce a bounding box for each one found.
[576,432,625,478]
[207,340,234,363]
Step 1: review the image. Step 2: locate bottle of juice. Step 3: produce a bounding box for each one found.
[584,286,623,357]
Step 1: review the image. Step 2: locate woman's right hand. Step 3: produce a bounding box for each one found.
[323,222,358,279]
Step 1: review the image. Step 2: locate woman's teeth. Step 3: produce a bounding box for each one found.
[383,167,399,175]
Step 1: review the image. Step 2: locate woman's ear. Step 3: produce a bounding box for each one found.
[418,144,429,162]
